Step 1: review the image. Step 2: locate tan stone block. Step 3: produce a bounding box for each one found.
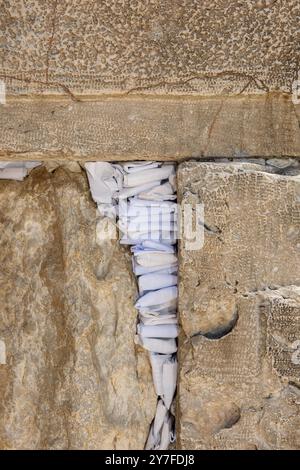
[178,162,300,449]
[0,167,156,449]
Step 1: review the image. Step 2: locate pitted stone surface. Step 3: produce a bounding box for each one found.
[177,162,300,450]
[0,95,299,160]
[0,167,156,449]
[0,0,299,96]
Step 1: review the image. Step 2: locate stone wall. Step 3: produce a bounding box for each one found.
[0,1,299,161]
[0,166,156,449]
[1,0,299,96]
[0,0,299,451]
[177,162,300,450]
[1,95,299,161]
[0,161,299,449]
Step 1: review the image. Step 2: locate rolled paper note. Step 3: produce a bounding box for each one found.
[121,210,177,225]
[122,162,159,173]
[137,323,178,338]
[121,161,161,173]
[138,296,177,312]
[139,182,177,201]
[123,165,175,188]
[134,252,177,268]
[120,212,177,225]
[0,161,41,170]
[135,286,178,309]
[145,399,175,450]
[85,162,121,204]
[0,161,41,180]
[138,273,177,294]
[118,181,161,200]
[139,313,178,325]
[132,240,175,253]
[120,232,177,245]
[118,200,177,218]
[124,220,177,236]
[159,414,175,450]
[131,230,178,241]
[138,337,177,354]
[132,261,178,276]
[128,198,177,209]
[149,353,173,396]
[162,357,178,409]
[24,162,42,170]
[138,303,177,316]
[153,399,168,437]
[0,167,27,180]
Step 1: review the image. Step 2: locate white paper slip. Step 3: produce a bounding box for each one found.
[138,303,177,316]
[134,252,177,268]
[120,233,177,245]
[118,181,161,200]
[0,167,27,180]
[137,324,178,338]
[123,165,175,188]
[132,240,175,253]
[139,313,178,325]
[138,273,177,294]
[138,336,177,354]
[132,261,178,276]
[145,399,174,450]
[122,162,160,173]
[149,353,172,396]
[0,161,41,170]
[135,286,177,308]
[149,353,177,408]
[159,414,175,450]
[128,198,177,210]
[153,399,168,438]
[0,161,41,181]
[162,358,178,409]
[139,182,177,201]
[123,221,177,237]
[85,162,122,204]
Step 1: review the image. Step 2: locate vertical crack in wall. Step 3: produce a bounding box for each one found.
[85,161,179,450]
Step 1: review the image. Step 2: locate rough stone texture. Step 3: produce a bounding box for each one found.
[0,1,299,161]
[0,167,156,449]
[0,0,299,96]
[177,162,300,450]
[0,95,299,161]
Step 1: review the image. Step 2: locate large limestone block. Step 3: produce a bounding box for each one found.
[0,95,299,161]
[177,162,300,449]
[0,1,299,96]
[0,167,156,449]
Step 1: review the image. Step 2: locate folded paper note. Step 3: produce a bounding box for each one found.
[0,161,41,180]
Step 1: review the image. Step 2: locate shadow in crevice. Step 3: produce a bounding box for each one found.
[204,310,239,340]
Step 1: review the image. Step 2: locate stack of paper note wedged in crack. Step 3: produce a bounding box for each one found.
[85,161,178,450]
[0,162,41,180]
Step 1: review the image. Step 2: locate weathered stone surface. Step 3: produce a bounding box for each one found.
[0,1,299,96]
[177,162,300,449]
[0,167,156,449]
[0,94,299,161]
